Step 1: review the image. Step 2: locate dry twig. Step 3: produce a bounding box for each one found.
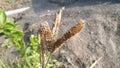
[90,57,102,68]
[52,7,64,40]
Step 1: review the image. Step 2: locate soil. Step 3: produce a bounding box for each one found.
[0,0,31,10]
[0,0,120,68]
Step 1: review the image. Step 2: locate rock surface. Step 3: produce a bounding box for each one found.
[55,4,120,68]
[49,0,79,5]
[31,0,120,67]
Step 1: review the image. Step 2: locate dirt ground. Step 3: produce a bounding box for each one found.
[1,0,120,68]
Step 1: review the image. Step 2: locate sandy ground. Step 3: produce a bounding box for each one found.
[1,0,120,68]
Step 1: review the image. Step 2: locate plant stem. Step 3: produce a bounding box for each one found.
[44,52,51,68]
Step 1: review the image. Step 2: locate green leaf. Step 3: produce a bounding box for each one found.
[25,47,31,54]
[12,39,22,51]
[12,31,24,38]
[4,29,11,36]
[0,10,6,24]
[30,35,37,45]
[4,21,15,30]
[46,63,53,68]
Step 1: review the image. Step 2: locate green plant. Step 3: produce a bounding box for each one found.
[6,0,15,4]
[0,10,60,68]
[0,10,39,68]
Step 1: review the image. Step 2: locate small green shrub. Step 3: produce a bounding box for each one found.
[0,10,39,68]
[0,10,60,68]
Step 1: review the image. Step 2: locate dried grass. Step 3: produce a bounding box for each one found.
[37,7,84,53]
[37,7,84,67]
[51,20,84,52]
[52,7,64,40]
